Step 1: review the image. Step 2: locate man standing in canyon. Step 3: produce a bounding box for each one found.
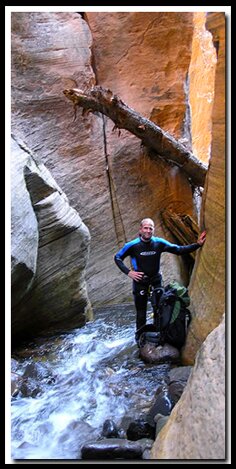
[114,218,206,341]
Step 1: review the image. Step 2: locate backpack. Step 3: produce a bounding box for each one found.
[158,282,191,350]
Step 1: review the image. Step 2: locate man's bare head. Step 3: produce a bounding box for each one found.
[140,218,155,229]
[139,218,155,241]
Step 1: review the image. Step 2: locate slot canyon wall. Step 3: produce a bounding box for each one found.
[11,10,225,362]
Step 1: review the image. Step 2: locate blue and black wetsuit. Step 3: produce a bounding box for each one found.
[114,236,201,332]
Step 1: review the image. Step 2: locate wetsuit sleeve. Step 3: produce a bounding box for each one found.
[114,244,131,275]
[162,241,201,255]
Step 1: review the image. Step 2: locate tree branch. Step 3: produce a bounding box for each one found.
[63,86,207,187]
[161,209,200,259]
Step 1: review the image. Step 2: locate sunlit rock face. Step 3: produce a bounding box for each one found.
[11,135,91,344]
[189,12,217,164]
[86,11,194,137]
[75,11,201,301]
[11,11,200,312]
[11,12,225,346]
[182,12,226,364]
[10,9,226,461]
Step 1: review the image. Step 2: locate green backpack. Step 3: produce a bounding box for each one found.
[159,282,191,349]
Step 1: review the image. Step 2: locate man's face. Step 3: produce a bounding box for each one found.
[140,222,154,241]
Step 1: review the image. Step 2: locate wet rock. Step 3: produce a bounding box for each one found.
[101,419,120,438]
[146,385,173,423]
[81,438,143,459]
[126,419,156,441]
[20,380,42,398]
[154,413,169,435]
[140,343,180,364]
[11,373,25,397]
[168,381,186,405]
[168,365,192,383]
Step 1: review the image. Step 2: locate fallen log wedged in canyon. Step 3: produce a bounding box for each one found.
[63,86,207,187]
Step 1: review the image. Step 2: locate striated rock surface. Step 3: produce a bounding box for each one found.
[10,10,226,460]
[189,12,217,163]
[11,136,39,307]
[182,12,226,364]
[11,136,91,343]
[11,11,202,311]
[11,12,225,357]
[86,11,194,137]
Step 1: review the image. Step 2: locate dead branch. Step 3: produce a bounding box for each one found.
[161,209,200,259]
[63,86,207,187]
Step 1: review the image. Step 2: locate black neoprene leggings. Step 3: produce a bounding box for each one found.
[133,278,162,331]
[134,293,148,331]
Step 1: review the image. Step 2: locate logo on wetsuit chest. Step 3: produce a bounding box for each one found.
[140,251,156,256]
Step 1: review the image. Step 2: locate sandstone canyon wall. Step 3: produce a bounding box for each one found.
[182,12,226,364]
[151,12,226,459]
[11,11,225,356]
[10,9,227,461]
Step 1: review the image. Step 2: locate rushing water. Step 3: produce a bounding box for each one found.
[11,304,171,460]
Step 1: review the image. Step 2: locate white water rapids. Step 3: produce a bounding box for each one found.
[11,305,170,460]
